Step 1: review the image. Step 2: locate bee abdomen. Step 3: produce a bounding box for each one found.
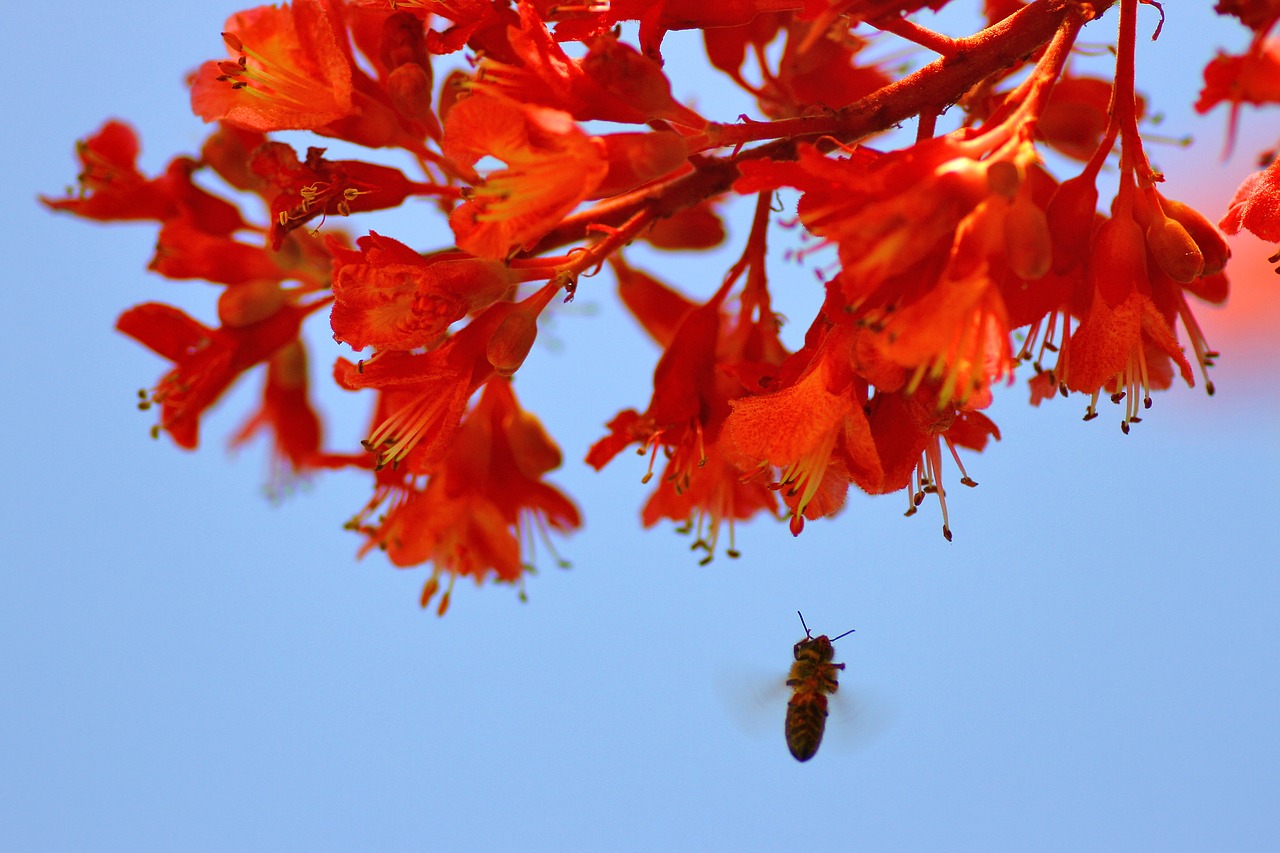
[785,692,830,762]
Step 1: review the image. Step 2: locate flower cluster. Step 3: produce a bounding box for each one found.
[43,0,1280,611]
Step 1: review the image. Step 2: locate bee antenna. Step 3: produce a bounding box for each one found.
[830,628,856,642]
[796,610,812,638]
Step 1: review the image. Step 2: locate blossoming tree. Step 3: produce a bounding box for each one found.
[43,0,1280,613]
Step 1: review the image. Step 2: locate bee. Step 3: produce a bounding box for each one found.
[785,611,855,762]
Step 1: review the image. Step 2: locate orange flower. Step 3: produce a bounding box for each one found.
[329,232,516,351]
[335,292,552,473]
[191,0,426,152]
[723,323,882,535]
[587,260,784,558]
[349,379,580,614]
[191,1,355,133]
[442,94,608,258]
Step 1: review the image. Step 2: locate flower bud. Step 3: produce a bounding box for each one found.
[1003,195,1053,280]
[1046,174,1099,273]
[1159,195,1231,275]
[379,11,428,70]
[388,63,435,123]
[986,160,1021,199]
[218,280,286,327]
[1089,215,1147,308]
[1146,214,1204,283]
[486,282,559,377]
[486,308,539,377]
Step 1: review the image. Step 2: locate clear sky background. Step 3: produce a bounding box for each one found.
[5,3,1280,851]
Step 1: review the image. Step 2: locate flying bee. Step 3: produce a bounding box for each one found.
[785,611,855,762]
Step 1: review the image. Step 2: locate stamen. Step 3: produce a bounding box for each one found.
[1174,291,1218,395]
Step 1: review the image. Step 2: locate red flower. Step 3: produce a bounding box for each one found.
[191,1,355,133]
[329,232,516,352]
[334,292,550,473]
[740,19,890,119]
[540,0,808,57]
[867,387,1000,541]
[1196,39,1280,151]
[470,6,706,127]
[120,298,322,449]
[231,340,365,492]
[1213,0,1280,33]
[149,216,292,286]
[587,260,785,558]
[442,94,608,258]
[41,120,247,234]
[1220,155,1280,243]
[723,323,881,535]
[248,143,448,250]
[191,0,427,152]
[348,378,580,614]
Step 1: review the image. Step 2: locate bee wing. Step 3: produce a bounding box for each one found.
[821,683,894,754]
[714,663,790,739]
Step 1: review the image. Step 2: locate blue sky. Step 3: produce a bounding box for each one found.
[5,3,1280,850]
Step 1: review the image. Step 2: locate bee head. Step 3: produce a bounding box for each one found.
[794,611,855,659]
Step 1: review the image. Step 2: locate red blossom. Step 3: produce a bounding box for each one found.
[442,94,608,258]
[249,143,448,249]
[329,232,516,351]
[348,378,580,613]
[149,216,290,285]
[41,120,247,234]
[334,294,549,474]
[231,340,367,488]
[43,0,1278,607]
[1220,155,1280,242]
[723,323,881,534]
[1213,0,1280,33]
[471,8,707,127]
[191,1,356,133]
[120,299,323,449]
[191,0,430,152]
[1196,39,1280,151]
[588,258,786,559]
